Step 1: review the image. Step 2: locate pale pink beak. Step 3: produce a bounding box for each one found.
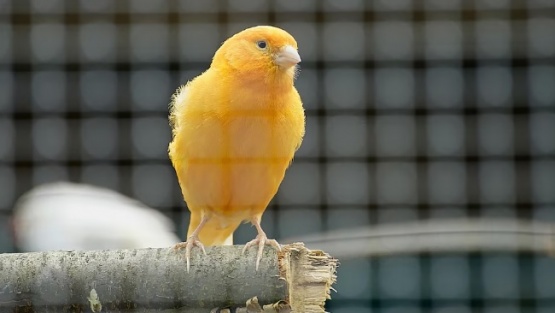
[275,45,301,68]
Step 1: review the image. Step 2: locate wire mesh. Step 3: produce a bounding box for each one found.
[1,0,555,311]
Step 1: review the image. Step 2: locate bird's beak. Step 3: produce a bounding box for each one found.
[275,45,301,68]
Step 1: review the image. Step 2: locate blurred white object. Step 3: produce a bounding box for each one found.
[12,182,180,252]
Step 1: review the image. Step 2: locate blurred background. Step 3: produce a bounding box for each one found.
[1,0,555,312]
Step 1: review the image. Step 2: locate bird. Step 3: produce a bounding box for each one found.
[11,182,180,252]
[168,25,305,271]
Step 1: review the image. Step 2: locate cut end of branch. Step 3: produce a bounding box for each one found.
[279,242,339,313]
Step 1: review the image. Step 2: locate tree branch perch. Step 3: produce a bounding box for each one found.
[0,243,337,313]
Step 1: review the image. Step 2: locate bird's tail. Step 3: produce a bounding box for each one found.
[188,211,238,246]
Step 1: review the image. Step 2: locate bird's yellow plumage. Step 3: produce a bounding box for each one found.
[169,26,305,270]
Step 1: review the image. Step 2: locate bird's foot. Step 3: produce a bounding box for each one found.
[242,233,281,271]
[173,236,206,272]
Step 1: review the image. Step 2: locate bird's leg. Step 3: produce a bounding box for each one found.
[174,214,210,272]
[242,217,281,271]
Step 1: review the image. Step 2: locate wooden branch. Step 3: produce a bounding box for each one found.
[288,218,555,259]
[0,243,337,313]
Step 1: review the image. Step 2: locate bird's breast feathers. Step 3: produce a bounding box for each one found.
[169,71,304,218]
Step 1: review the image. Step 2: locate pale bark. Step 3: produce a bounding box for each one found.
[0,243,337,313]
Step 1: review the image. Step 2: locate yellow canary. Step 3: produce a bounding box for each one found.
[169,26,305,270]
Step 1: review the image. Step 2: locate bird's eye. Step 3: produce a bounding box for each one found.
[256,40,267,49]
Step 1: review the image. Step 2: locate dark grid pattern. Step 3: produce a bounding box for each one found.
[1,0,555,312]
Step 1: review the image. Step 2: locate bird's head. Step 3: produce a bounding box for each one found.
[212,25,301,83]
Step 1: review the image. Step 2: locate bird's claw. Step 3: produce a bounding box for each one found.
[242,234,281,271]
[174,236,206,272]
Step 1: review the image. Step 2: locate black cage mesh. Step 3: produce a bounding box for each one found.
[1,0,555,312]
